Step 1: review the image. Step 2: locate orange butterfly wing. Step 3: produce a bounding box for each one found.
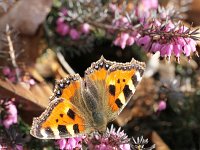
[105,58,146,120]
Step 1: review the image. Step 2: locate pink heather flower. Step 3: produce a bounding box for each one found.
[166,44,173,59]
[2,66,11,76]
[153,19,161,27]
[56,23,70,36]
[160,44,169,57]
[187,38,197,52]
[136,35,151,51]
[86,125,130,150]
[28,79,36,86]
[2,100,18,128]
[150,42,162,53]
[16,145,23,150]
[109,3,117,12]
[113,17,129,27]
[157,100,167,111]
[60,8,68,16]
[141,0,158,9]
[173,44,182,62]
[165,22,175,32]
[183,44,191,57]
[56,137,83,150]
[2,67,18,83]
[69,28,80,40]
[114,33,130,49]
[179,26,189,33]
[57,139,66,149]
[56,17,65,25]
[126,36,135,46]
[81,23,90,34]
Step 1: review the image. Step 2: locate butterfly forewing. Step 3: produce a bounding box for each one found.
[84,56,116,106]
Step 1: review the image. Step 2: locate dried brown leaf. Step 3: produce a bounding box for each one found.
[151,131,170,150]
[0,78,51,109]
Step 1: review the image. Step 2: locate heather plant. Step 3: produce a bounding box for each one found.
[46,0,199,61]
[0,0,200,149]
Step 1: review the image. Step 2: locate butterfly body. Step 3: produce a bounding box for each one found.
[30,56,146,139]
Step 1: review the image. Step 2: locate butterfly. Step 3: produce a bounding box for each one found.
[30,56,146,139]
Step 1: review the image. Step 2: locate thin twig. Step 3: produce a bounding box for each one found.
[5,25,20,82]
[56,51,75,75]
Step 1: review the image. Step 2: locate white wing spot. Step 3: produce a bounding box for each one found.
[135,71,142,82]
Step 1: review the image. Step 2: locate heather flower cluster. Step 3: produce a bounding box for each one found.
[111,1,199,62]
[2,66,20,83]
[50,0,199,61]
[56,137,83,150]
[131,136,155,150]
[86,125,130,150]
[2,66,36,88]
[56,8,90,40]
[55,125,132,150]
[0,98,18,129]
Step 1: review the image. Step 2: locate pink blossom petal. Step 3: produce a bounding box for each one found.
[60,8,68,16]
[173,44,182,57]
[57,139,66,150]
[2,67,11,76]
[120,144,131,150]
[165,22,175,32]
[81,23,90,34]
[184,45,191,57]
[166,44,173,57]
[109,3,117,12]
[188,39,197,52]
[56,23,70,36]
[114,33,129,49]
[56,17,65,25]
[158,101,167,111]
[137,35,151,46]
[150,42,162,53]
[68,138,76,148]
[160,45,167,57]
[69,29,80,40]
[16,145,23,150]
[126,36,135,46]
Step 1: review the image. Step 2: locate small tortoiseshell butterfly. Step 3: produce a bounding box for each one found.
[30,56,146,139]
